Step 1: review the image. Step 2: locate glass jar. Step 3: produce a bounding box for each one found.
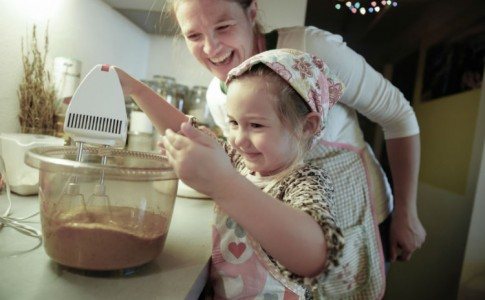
[52,57,81,116]
[187,85,213,126]
[25,146,178,271]
[141,79,162,95]
[125,95,139,118]
[175,84,189,112]
[128,110,154,152]
[154,75,176,107]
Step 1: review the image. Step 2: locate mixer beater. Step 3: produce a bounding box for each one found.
[86,146,113,217]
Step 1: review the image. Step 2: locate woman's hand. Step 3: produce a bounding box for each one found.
[390,208,426,261]
[162,122,237,197]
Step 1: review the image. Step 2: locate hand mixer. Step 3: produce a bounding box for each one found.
[61,64,128,215]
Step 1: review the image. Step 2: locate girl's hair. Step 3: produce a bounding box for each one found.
[229,64,314,166]
[165,0,264,35]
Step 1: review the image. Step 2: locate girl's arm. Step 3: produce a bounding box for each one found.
[214,171,333,277]
[164,123,339,277]
[113,67,188,133]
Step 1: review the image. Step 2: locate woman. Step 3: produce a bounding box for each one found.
[167,0,426,297]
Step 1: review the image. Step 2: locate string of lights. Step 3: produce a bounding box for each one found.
[335,1,398,15]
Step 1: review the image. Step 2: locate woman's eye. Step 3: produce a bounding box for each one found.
[250,123,263,128]
[228,120,238,126]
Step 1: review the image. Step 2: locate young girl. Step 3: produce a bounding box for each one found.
[115,49,344,299]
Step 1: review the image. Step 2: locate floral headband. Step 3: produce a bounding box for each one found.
[226,48,345,143]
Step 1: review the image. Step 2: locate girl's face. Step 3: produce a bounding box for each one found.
[226,77,300,177]
[175,0,258,81]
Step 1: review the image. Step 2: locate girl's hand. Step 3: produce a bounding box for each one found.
[162,122,236,197]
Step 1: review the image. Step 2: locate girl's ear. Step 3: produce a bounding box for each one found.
[302,112,321,138]
[247,0,258,26]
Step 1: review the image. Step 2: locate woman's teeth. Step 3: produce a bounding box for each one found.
[210,51,232,65]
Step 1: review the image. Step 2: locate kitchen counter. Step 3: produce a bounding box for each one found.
[0,192,214,300]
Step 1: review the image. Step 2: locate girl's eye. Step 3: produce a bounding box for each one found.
[250,123,263,128]
[228,120,238,126]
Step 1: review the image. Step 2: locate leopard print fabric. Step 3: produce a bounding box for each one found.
[268,166,345,282]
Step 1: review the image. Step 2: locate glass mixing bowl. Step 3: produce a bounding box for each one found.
[25,146,178,271]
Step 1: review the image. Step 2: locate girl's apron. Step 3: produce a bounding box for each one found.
[210,179,308,300]
[209,141,386,300]
[310,141,386,299]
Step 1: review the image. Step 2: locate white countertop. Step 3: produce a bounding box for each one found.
[0,192,214,300]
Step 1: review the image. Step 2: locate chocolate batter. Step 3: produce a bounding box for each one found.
[42,206,168,270]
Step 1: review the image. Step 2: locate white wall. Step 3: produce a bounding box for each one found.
[458,70,485,297]
[0,0,150,134]
[146,36,212,87]
[459,139,485,297]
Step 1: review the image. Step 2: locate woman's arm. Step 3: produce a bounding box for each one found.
[114,67,188,134]
[386,134,426,261]
[304,27,426,259]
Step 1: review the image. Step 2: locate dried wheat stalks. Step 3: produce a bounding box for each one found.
[17,25,57,135]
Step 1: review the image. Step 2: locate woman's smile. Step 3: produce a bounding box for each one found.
[209,50,233,66]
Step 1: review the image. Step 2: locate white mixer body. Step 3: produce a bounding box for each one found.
[64,64,128,148]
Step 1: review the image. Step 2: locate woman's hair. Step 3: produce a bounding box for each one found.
[165,0,264,35]
[229,64,314,165]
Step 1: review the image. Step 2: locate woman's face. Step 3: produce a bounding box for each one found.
[226,77,299,177]
[175,0,258,81]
